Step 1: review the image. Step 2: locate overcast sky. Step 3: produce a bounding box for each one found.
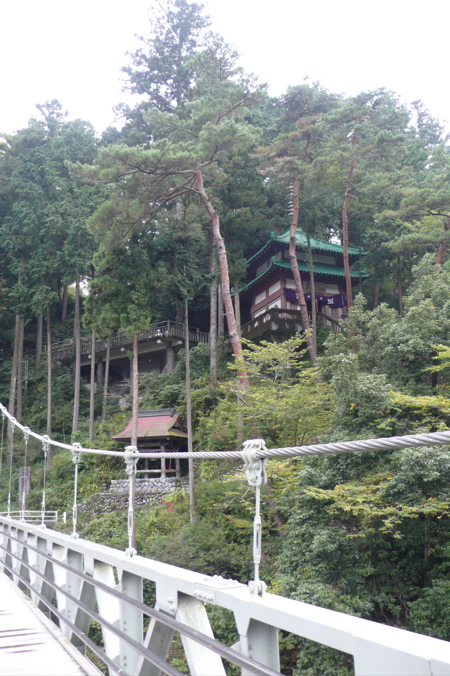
[1,0,449,136]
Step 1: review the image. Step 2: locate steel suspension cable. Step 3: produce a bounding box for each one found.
[1,401,450,462]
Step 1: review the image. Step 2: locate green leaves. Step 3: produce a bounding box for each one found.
[199,336,331,449]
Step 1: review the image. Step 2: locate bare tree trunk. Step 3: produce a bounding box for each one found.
[16,317,24,422]
[217,284,224,341]
[102,338,111,423]
[61,284,68,322]
[36,312,43,366]
[8,315,20,416]
[305,232,317,354]
[196,167,248,387]
[46,304,52,466]
[234,278,242,339]
[7,315,20,462]
[88,330,96,444]
[289,176,318,366]
[185,297,195,522]
[372,279,380,310]
[397,254,404,317]
[209,236,218,387]
[436,215,450,264]
[342,133,357,309]
[72,273,81,434]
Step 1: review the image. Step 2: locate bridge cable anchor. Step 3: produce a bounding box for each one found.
[242,439,268,596]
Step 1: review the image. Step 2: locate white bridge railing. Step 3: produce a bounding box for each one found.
[1,402,450,674]
[1,516,449,676]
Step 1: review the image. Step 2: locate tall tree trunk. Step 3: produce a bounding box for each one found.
[16,316,24,422]
[234,278,242,340]
[72,273,81,434]
[372,279,380,310]
[88,329,96,444]
[46,304,52,466]
[61,284,68,322]
[397,254,404,317]
[342,133,357,309]
[7,314,21,457]
[36,312,43,366]
[209,236,218,387]
[196,167,248,387]
[289,176,318,366]
[305,232,317,354]
[185,297,195,522]
[102,338,111,423]
[217,284,224,341]
[436,216,450,264]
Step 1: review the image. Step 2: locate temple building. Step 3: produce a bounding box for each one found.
[112,408,187,478]
[238,229,365,339]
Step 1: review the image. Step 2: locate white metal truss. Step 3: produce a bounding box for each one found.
[0,517,449,676]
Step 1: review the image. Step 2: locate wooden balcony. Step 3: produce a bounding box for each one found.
[241,308,341,340]
[42,321,209,362]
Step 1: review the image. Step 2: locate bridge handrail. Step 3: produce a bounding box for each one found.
[1,529,276,676]
[1,518,448,676]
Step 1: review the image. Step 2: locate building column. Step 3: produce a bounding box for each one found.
[165,345,176,374]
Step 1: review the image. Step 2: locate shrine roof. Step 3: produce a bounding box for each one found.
[112,409,188,442]
[239,257,366,293]
[247,229,361,266]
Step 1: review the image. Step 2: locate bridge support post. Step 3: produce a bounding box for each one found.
[52,546,85,647]
[27,533,55,618]
[138,614,175,676]
[93,561,121,668]
[119,570,143,674]
[137,577,179,676]
[233,618,280,675]
[177,593,226,676]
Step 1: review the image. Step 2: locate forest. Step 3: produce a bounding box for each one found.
[1,1,450,673]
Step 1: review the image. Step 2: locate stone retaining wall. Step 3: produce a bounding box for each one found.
[76,478,190,518]
[109,477,189,495]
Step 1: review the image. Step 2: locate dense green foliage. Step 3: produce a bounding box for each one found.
[1,1,450,672]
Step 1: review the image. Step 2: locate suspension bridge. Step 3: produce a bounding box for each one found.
[0,402,449,676]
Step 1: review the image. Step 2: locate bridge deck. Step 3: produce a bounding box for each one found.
[0,573,99,676]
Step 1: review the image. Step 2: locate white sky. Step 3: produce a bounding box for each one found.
[1,0,449,136]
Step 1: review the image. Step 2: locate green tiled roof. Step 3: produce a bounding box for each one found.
[240,257,366,293]
[247,229,361,266]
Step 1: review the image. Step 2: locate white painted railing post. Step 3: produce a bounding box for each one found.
[93,560,121,668]
[118,569,143,674]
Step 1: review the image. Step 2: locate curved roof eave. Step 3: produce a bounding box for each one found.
[240,257,368,294]
[246,229,363,266]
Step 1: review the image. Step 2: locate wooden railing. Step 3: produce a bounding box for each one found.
[242,308,342,339]
[43,321,209,362]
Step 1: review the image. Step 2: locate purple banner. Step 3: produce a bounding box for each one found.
[283,288,347,308]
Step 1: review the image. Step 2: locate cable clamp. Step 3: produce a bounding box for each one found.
[242,439,267,487]
[124,445,139,475]
[71,442,82,464]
